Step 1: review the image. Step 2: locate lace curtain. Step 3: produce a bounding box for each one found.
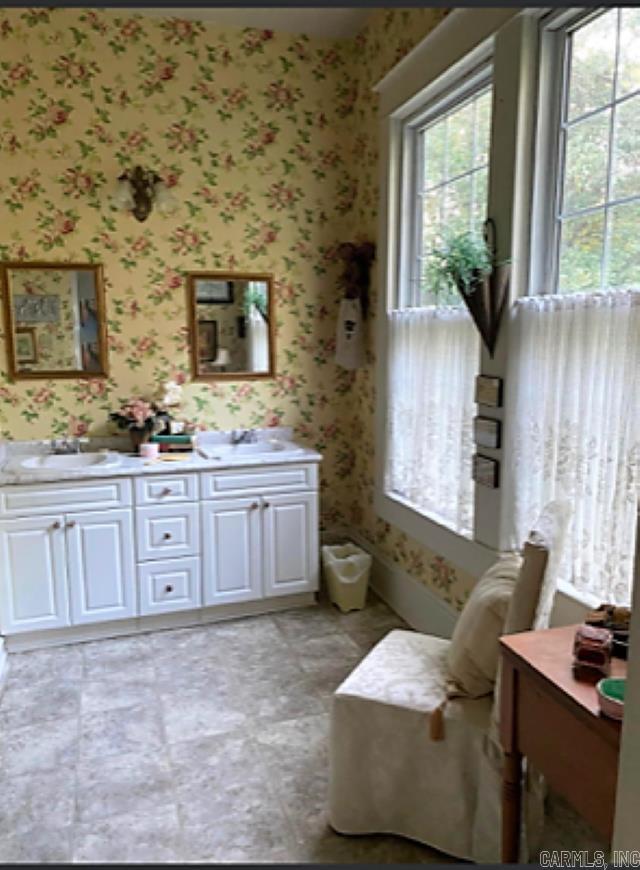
[385,306,479,537]
[247,307,269,372]
[502,291,640,604]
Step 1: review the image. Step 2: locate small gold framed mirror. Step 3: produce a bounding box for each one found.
[187,271,275,380]
[1,262,108,380]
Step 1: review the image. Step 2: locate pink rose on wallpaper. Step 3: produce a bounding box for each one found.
[223,153,236,171]
[197,186,219,205]
[166,122,198,152]
[1,132,20,154]
[53,211,77,235]
[241,29,274,54]
[292,143,311,163]
[228,191,248,210]
[0,387,18,406]
[154,57,177,82]
[8,62,31,83]
[91,123,113,144]
[162,268,182,290]
[136,336,156,354]
[120,19,142,39]
[46,103,70,126]
[264,411,282,428]
[17,173,40,197]
[125,129,147,150]
[161,170,180,188]
[195,81,217,103]
[53,56,92,85]
[131,236,150,254]
[259,225,278,245]
[224,87,248,109]
[172,227,200,254]
[63,168,94,196]
[264,80,299,110]
[97,231,118,252]
[266,182,296,210]
[162,18,198,43]
[235,383,254,399]
[291,40,310,61]
[33,388,54,405]
[82,11,107,34]
[258,123,276,146]
[69,417,89,437]
[0,19,13,37]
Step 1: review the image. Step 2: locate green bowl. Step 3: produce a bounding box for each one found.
[597,677,626,720]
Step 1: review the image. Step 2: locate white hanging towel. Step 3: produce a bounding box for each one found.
[335,298,365,370]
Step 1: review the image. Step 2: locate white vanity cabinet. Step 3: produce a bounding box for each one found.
[0,500,136,634]
[201,465,319,605]
[0,514,70,633]
[0,457,320,646]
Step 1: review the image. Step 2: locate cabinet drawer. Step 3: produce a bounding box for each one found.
[201,463,318,499]
[136,503,199,561]
[138,557,201,615]
[134,474,198,506]
[0,478,132,518]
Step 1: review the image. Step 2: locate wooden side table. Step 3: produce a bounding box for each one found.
[500,625,626,862]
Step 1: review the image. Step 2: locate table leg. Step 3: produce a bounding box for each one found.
[502,749,522,862]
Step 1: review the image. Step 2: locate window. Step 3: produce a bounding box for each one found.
[553,9,640,293]
[401,76,493,307]
[382,71,492,540]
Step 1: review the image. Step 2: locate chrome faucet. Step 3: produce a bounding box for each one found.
[50,437,83,455]
[230,429,257,445]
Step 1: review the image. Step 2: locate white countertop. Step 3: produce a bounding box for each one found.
[0,443,322,487]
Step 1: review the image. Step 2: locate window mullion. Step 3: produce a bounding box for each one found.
[601,8,622,292]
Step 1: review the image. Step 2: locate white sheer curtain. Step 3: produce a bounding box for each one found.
[247,308,269,372]
[385,306,479,537]
[502,291,640,604]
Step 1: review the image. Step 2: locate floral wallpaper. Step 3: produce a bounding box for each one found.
[341,9,478,609]
[0,7,477,610]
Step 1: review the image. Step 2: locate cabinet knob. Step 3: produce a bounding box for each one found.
[50,521,61,531]
[162,531,172,541]
[262,501,270,509]
[250,502,259,510]
[160,487,172,497]
[164,584,174,594]
[66,520,77,529]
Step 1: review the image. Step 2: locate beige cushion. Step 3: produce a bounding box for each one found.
[447,553,523,698]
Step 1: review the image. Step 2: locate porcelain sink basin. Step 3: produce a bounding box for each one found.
[17,452,123,472]
[202,440,303,459]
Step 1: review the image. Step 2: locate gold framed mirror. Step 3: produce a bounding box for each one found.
[187,271,275,380]
[1,262,108,380]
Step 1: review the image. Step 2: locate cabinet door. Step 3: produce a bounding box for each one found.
[263,492,319,597]
[65,508,136,625]
[0,515,70,634]
[201,498,262,605]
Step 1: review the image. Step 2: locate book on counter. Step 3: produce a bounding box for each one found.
[149,434,195,453]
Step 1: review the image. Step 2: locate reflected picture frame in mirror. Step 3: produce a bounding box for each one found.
[1,261,109,381]
[186,271,275,381]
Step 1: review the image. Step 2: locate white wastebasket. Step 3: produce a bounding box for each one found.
[322,542,372,613]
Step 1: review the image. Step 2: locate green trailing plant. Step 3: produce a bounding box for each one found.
[426,230,493,300]
[243,285,268,322]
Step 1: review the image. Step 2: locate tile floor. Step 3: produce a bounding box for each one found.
[0,593,456,864]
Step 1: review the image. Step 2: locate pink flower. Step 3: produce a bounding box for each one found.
[136,337,155,354]
[69,418,89,437]
[47,104,69,125]
[155,58,176,81]
[33,388,53,404]
[264,411,282,428]
[9,62,30,82]
[120,20,142,39]
[163,268,182,290]
[131,237,150,254]
[53,212,77,235]
[126,130,147,150]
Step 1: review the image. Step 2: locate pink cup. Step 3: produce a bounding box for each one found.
[139,442,159,459]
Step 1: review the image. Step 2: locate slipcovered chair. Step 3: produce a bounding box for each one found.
[329,502,570,863]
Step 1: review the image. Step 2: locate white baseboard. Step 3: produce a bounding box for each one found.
[323,527,457,639]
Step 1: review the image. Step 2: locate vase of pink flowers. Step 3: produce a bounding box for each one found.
[109,398,163,453]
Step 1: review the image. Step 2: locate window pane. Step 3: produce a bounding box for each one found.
[617,9,640,98]
[567,10,616,121]
[445,101,474,179]
[422,191,442,243]
[443,174,472,235]
[558,212,604,292]
[474,91,492,166]
[563,111,610,213]
[612,95,640,200]
[606,201,640,289]
[423,120,446,190]
[471,168,488,225]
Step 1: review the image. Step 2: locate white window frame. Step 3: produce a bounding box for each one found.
[398,64,493,310]
[530,6,637,296]
[374,28,502,578]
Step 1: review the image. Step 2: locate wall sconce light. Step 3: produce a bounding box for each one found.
[112,166,178,222]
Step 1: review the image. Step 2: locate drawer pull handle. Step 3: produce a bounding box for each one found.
[66,520,77,529]
[162,532,172,541]
[160,487,173,497]
[164,584,174,594]
[50,521,61,531]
